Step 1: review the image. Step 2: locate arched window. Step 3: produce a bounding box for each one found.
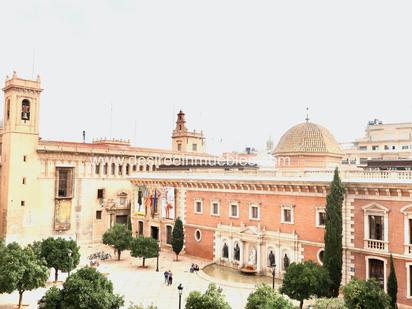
[233,243,240,261]
[21,99,30,121]
[222,243,229,259]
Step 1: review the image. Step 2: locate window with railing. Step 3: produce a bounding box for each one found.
[363,204,388,251]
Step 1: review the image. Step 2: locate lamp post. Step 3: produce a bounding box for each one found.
[156,243,160,272]
[68,249,73,277]
[271,264,276,290]
[178,284,183,309]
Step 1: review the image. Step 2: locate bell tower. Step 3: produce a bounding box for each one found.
[0,72,42,242]
[171,110,205,153]
[2,71,41,135]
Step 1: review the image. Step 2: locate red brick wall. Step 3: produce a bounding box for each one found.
[353,251,412,307]
[352,199,410,254]
[185,190,326,243]
[184,226,214,260]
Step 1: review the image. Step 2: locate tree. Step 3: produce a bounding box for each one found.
[130,236,159,267]
[246,284,296,309]
[102,224,132,260]
[185,283,231,309]
[38,266,124,309]
[38,286,62,309]
[280,261,330,309]
[40,237,81,282]
[323,167,345,297]
[0,242,49,308]
[343,279,391,309]
[171,217,184,261]
[313,298,347,309]
[387,254,398,309]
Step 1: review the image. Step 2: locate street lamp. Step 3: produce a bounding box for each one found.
[68,249,73,277]
[271,264,276,290]
[178,284,183,309]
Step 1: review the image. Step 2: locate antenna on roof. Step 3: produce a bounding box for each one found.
[82,130,86,143]
[305,107,310,122]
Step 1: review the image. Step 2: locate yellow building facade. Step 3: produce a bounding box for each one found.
[0,73,210,245]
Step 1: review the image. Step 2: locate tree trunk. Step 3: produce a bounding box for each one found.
[176,254,179,261]
[55,268,59,282]
[117,250,121,261]
[300,300,303,309]
[143,257,146,267]
[18,290,23,309]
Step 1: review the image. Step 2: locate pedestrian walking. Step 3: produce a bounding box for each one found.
[164,270,169,284]
[168,270,173,286]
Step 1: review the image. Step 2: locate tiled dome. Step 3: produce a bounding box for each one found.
[274,122,343,155]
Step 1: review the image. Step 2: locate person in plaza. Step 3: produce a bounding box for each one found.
[168,270,173,285]
[163,270,169,284]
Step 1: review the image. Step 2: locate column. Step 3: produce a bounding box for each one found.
[257,242,262,273]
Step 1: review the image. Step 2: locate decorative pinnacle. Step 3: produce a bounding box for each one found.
[305,107,310,122]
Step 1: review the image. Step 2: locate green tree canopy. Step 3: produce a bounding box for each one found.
[279,261,330,309]
[246,284,296,309]
[102,224,133,260]
[130,236,159,267]
[171,217,184,261]
[343,279,391,309]
[387,254,398,308]
[40,237,81,282]
[0,242,49,308]
[185,283,231,309]
[39,266,124,309]
[323,167,345,297]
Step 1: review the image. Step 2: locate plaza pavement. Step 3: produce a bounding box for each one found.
[0,244,260,309]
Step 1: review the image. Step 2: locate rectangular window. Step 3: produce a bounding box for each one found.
[195,201,203,214]
[56,168,73,198]
[318,211,326,226]
[281,206,295,224]
[283,209,292,223]
[103,164,108,175]
[359,146,368,151]
[118,165,123,175]
[250,206,259,220]
[384,145,389,150]
[22,177,26,185]
[369,215,384,240]
[402,145,409,150]
[230,204,239,218]
[138,221,144,235]
[95,164,100,175]
[409,219,412,245]
[211,202,220,216]
[126,164,130,175]
[23,155,27,162]
[192,144,197,151]
[316,209,326,227]
[409,265,412,297]
[111,164,116,175]
[96,210,102,220]
[166,225,173,245]
[21,201,25,207]
[372,145,379,151]
[97,189,105,199]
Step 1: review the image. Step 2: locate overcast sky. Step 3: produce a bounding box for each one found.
[1,1,412,154]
